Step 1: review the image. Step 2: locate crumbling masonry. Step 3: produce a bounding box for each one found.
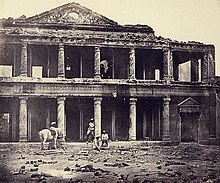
[0,2,219,145]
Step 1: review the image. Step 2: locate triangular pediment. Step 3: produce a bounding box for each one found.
[178,97,201,106]
[24,2,118,25]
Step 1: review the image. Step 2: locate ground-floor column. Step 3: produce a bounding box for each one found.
[129,98,137,140]
[79,103,84,141]
[111,108,116,141]
[19,97,28,142]
[94,97,102,136]
[210,94,216,139]
[57,97,66,141]
[162,97,171,141]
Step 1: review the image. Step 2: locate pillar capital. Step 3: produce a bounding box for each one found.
[94,46,100,52]
[57,97,66,103]
[21,42,28,49]
[162,47,170,53]
[129,48,135,54]
[19,96,28,100]
[94,97,102,104]
[58,44,64,49]
[163,97,171,103]
[129,98,137,104]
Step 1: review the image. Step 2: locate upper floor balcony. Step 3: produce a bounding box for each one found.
[0,43,216,87]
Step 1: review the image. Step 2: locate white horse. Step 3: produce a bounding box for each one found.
[39,128,62,150]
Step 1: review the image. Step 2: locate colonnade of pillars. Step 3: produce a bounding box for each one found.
[18,42,214,82]
[18,96,171,142]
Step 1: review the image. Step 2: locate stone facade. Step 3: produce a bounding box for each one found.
[0,2,219,144]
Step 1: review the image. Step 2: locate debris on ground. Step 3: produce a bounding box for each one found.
[0,142,219,182]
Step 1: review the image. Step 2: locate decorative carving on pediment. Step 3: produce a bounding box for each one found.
[178,97,201,106]
[178,97,202,113]
[25,2,118,25]
[7,27,23,34]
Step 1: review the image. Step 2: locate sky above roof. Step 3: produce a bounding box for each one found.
[0,0,220,75]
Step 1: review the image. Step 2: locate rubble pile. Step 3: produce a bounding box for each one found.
[0,143,219,182]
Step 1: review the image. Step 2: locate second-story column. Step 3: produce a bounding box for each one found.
[201,52,208,82]
[162,97,171,141]
[129,98,137,140]
[94,47,101,79]
[191,58,199,82]
[57,97,66,141]
[20,43,28,77]
[58,44,65,78]
[94,97,102,136]
[19,97,28,142]
[129,48,136,79]
[208,49,215,82]
[163,48,173,82]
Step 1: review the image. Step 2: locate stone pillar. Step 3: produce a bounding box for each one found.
[201,52,208,82]
[57,97,66,141]
[209,94,216,138]
[19,97,28,142]
[20,43,28,77]
[94,47,101,79]
[94,97,102,136]
[163,48,173,82]
[173,62,179,81]
[129,48,136,79]
[191,58,199,82]
[58,44,65,78]
[207,49,215,82]
[129,98,137,140]
[79,103,84,140]
[111,108,116,141]
[162,97,171,141]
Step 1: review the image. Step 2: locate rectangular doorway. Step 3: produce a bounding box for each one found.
[181,113,199,142]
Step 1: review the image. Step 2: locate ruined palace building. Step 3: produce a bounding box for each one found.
[0,2,219,144]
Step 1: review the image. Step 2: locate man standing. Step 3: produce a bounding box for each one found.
[86,118,95,143]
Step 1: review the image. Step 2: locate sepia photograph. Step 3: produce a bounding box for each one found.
[0,0,220,182]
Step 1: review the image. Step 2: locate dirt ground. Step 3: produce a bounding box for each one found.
[0,142,219,183]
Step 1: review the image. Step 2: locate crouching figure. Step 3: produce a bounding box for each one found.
[93,135,102,151]
[38,122,63,150]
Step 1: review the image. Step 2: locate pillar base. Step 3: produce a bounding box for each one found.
[209,135,216,139]
[19,139,28,142]
[129,137,136,141]
[94,75,101,80]
[162,136,170,141]
[19,74,28,77]
[58,75,65,78]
